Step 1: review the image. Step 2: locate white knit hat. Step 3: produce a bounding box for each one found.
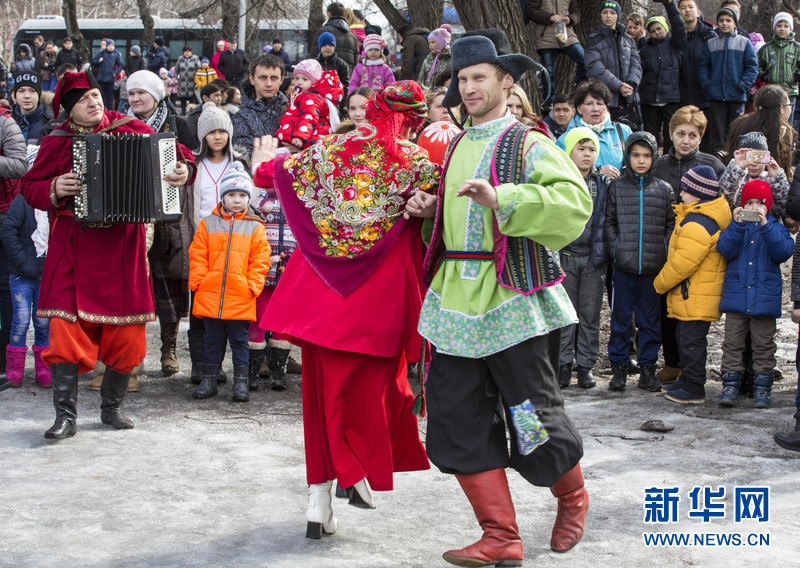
[126,70,165,102]
[773,12,794,32]
[197,102,233,144]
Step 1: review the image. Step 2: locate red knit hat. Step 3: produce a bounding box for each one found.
[741,179,773,211]
[53,71,101,115]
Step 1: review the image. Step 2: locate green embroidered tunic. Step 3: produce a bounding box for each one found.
[418,114,593,358]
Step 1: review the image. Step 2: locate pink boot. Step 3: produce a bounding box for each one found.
[32,345,51,388]
[5,345,28,387]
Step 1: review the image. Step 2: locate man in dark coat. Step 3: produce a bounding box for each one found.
[217,38,249,86]
[231,55,288,155]
[147,36,171,74]
[54,37,83,70]
[398,25,430,81]
[270,39,293,73]
[310,2,361,69]
[90,39,123,110]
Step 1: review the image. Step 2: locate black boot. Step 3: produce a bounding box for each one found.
[248,348,264,391]
[637,364,661,392]
[269,347,290,391]
[100,367,135,429]
[193,364,219,399]
[232,364,250,402]
[0,377,10,392]
[44,363,79,439]
[217,365,228,384]
[187,330,205,385]
[576,366,596,389]
[558,363,572,389]
[609,362,628,391]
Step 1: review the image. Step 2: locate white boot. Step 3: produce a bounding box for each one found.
[306,481,338,539]
[348,478,376,509]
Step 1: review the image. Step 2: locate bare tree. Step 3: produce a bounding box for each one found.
[62,0,88,63]
[136,0,155,49]
[373,0,409,32]
[307,0,325,55]
[407,0,445,31]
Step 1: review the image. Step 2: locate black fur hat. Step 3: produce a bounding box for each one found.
[441,34,540,108]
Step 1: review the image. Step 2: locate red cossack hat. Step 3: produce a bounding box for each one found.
[53,71,101,116]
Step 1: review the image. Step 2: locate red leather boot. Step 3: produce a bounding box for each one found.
[443,468,523,567]
[549,463,588,552]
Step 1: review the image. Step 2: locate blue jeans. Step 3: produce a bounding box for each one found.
[608,271,661,366]
[9,275,48,347]
[42,75,57,92]
[539,43,586,103]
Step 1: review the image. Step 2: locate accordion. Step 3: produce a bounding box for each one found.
[71,131,181,223]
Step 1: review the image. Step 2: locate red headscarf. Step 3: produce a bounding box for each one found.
[53,71,101,115]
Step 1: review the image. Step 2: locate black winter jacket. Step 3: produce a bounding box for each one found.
[311,18,361,69]
[638,0,686,105]
[679,19,716,108]
[562,168,611,269]
[125,55,146,78]
[55,47,83,70]
[218,49,249,85]
[584,23,642,108]
[317,53,352,93]
[0,195,44,279]
[653,148,725,202]
[605,132,676,275]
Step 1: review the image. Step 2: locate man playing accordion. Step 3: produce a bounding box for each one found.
[21,71,196,440]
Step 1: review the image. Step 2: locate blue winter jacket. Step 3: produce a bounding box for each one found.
[697,32,758,103]
[147,46,171,73]
[638,0,686,105]
[716,214,793,317]
[91,49,123,83]
[0,195,45,279]
[558,116,632,171]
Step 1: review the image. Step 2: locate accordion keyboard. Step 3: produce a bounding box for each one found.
[158,137,180,216]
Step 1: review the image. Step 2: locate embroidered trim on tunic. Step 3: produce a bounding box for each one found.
[418,286,577,359]
[49,178,59,208]
[37,308,78,322]
[77,310,156,324]
[495,196,516,225]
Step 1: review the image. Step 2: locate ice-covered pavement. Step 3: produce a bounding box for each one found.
[1,322,798,568]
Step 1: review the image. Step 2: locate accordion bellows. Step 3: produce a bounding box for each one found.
[72,132,181,223]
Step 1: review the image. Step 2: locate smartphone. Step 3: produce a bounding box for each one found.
[745,149,770,164]
[739,208,761,222]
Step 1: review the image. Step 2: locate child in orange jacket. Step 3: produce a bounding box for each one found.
[189,161,271,402]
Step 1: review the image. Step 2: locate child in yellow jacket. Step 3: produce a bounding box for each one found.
[189,162,271,402]
[654,166,731,404]
[194,57,218,95]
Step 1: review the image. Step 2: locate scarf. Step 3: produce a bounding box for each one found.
[128,99,169,133]
[273,125,440,297]
[579,112,611,133]
[427,51,442,84]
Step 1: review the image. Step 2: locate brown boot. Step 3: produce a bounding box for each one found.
[442,469,523,567]
[127,363,143,393]
[549,463,589,552]
[160,321,180,376]
[657,365,682,385]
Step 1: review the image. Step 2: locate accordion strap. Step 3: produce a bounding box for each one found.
[49,117,135,138]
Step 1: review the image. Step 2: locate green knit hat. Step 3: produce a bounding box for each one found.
[563,127,599,159]
[646,16,669,34]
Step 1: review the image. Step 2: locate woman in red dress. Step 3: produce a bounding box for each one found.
[251,81,438,539]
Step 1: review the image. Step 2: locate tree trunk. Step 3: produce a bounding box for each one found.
[554,0,605,100]
[407,0,445,32]
[451,0,542,108]
[373,0,409,33]
[136,0,155,51]
[61,0,87,64]
[307,0,325,56]
[221,0,239,43]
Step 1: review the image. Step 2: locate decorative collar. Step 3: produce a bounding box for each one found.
[464,111,515,140]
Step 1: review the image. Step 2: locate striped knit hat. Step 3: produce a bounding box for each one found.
[680,166,719,200]
[219,161,252,200]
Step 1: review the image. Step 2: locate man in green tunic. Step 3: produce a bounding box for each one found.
[405,32,593,566]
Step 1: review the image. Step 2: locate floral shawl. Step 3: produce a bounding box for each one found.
[274,124,440,297]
